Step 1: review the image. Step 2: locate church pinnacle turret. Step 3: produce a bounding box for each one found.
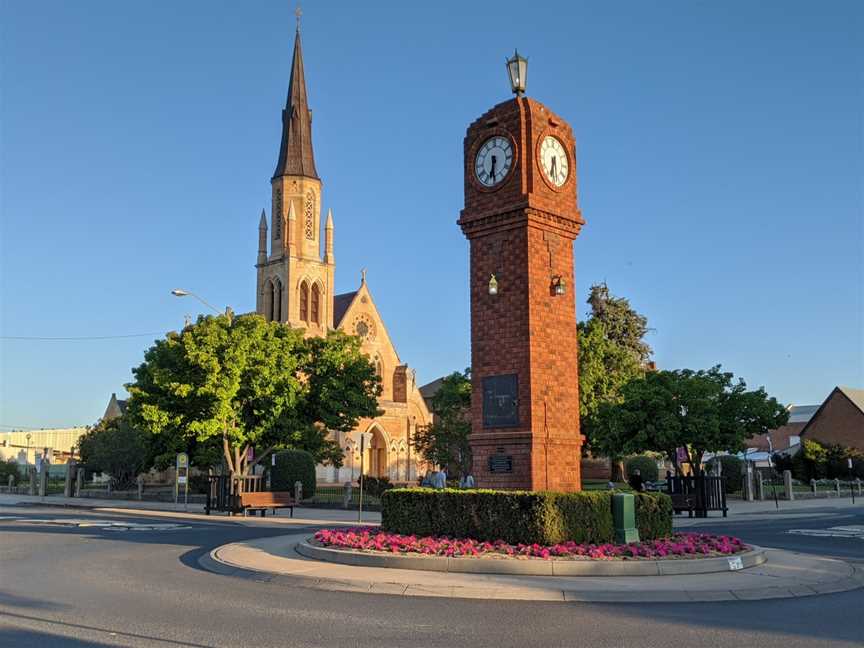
[273,21,318,179]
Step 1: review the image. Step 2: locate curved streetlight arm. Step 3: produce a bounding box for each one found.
[171,289,221,315]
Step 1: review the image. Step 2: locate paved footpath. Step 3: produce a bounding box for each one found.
[205,532,864,603]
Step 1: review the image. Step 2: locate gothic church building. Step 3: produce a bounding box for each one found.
[254,25,431,484]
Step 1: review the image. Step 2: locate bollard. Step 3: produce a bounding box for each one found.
[75,469,83,497]
[343,481,352,509]
[783,470,794,501]
[811,478,817,494]
[137,475,144,501]
[612,493,639,543]
[7,474,14,490]
[107,479,112,495]
[834,478,841,496]
[63,461,75,498]
[294,480,303,502]
[857,478,862,496]
[28,466,37,495]
[38,467,48,498]
[756,477,765,501]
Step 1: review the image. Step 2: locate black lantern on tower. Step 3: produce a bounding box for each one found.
[506,50,528,97]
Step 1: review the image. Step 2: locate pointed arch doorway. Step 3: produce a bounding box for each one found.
[359,424,389,479]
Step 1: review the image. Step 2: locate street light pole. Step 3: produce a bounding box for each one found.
[171,289,230,318]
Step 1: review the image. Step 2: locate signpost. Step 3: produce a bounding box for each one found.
[175,452,189,511]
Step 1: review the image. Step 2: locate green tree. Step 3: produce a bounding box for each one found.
[413,369,472,476]
[585,282,652,364]
[78,417,149,489]
[577,284,652,480]
[125,314,381,483]
[593,366,788,475]
[577,318,644,446]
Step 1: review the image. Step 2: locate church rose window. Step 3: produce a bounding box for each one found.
[304,191,314,240]
[299,281,309,322]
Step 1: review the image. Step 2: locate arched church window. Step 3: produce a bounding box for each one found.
[311,283,320,325]
[304,191,315,240]
[376,357,383,378]
[264,280,274,322]
[273,279,282,323]
[299,281,309,322]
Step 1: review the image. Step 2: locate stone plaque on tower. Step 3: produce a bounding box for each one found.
[458,52,585,492]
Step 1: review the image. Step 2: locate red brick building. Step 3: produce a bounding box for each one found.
[800,387,864,452]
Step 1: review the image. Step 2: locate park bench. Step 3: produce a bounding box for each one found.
[239,491,295,517]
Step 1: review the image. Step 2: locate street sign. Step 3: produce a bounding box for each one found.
[246,447,255,462]
[175,452,189,510]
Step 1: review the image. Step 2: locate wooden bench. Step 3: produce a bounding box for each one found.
[239,491,295,517]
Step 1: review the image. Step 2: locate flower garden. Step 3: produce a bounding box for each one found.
[314,527,748,561]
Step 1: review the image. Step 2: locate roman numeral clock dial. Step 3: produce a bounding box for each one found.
[540,135,569,187]
[474,136,513,187]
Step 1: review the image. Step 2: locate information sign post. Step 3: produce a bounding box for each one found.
[176,452,189,511]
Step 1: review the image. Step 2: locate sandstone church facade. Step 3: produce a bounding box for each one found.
[254,25,431,484]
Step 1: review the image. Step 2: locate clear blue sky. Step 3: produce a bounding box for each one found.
[1,1,861,429]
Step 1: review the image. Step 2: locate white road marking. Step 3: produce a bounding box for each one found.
[787,525,864,539]
[5,518,192,531]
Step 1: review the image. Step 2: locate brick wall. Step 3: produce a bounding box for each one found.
[460,97,585,492]
[803,390,864,451]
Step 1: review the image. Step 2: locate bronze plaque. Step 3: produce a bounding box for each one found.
[482,374,519,428]
[488,454,513,473]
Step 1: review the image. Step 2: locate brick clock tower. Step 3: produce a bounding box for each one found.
[458,53,585,492]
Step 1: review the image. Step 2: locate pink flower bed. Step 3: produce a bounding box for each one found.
[313,527,747,561]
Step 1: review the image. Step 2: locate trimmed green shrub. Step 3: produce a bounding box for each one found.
[270,450,316,499]
[625,455,659,482]
[633,492,673,539]
[380,488,673,545]
[707,455,743,493]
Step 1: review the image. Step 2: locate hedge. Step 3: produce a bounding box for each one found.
[633,492,673,539]
[270,449,316,499]
[380,488,673,545]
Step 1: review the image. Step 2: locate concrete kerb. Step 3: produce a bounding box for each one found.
[203,533,864,603]
[295,539,767,577]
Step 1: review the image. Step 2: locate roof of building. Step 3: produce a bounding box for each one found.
[838,386,864,413]
[273,27,318,179]
[787,404,820,423]
[333,291,357,327]
[419,377,446,404]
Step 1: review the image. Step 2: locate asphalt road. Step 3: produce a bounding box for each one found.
[1,504,862,648]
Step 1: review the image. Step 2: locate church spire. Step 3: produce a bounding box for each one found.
[273,18,318,180]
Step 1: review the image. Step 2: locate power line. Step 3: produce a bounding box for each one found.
[1,332,164,341]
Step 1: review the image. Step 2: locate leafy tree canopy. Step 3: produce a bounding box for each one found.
[78,417,149,489]
[413,369,472,476]
[577,317,644,447]
[586,282,652,364]
[593,366,788,474]
[125,314,381,479]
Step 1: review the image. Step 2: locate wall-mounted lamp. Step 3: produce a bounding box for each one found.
[551,275,566,296]
[488,274,499,296]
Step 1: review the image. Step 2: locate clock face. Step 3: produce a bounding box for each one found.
[474,136,513,187]
[539,136,569,187]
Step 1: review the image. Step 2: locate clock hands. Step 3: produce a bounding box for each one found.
[490,155,497,184]
[550,156,558,183]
